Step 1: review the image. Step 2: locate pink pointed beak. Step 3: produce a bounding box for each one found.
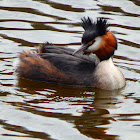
[73,44,88,55]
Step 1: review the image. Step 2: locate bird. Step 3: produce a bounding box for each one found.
[16,17,125,90]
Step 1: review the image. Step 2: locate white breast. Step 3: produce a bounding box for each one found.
[94,58,125,90]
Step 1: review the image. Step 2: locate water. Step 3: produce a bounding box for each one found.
[0,0,140,139]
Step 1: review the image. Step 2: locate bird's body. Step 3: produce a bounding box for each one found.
[17,45,97,87]
[16,17,125,90]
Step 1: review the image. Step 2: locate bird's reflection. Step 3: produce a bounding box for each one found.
[16,78,123,140]
[74,89,121,140]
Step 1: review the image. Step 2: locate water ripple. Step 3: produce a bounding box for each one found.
[0,0,140,140]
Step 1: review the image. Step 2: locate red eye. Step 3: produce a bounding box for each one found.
[92,40,95,44]
[88,40,95,46]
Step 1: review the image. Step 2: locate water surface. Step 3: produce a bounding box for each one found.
[0,0,140,140]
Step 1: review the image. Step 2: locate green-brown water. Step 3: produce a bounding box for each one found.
[0,0,140,140]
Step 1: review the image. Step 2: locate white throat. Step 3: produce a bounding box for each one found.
[94,58,125,90]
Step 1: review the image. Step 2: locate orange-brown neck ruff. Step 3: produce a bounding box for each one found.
[94,31,117,61]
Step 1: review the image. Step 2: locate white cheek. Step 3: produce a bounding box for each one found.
[86,36,102,52]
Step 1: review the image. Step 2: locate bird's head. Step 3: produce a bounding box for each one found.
[73,17,117,61]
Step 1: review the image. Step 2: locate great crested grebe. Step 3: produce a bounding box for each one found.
[16,17,125,90]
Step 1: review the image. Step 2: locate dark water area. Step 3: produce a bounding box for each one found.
[0,0,140,140]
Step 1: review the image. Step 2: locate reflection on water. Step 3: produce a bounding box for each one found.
[0,0,140,140]
[15,79,123,140]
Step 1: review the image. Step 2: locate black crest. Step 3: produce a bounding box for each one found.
[81,17,108,36]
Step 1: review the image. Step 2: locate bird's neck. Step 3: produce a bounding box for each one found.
[94,58,125,90]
